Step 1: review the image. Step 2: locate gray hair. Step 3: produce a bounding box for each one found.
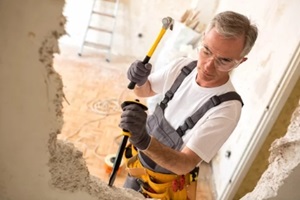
[205,11,258,57]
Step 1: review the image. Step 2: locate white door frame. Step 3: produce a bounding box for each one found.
[219,42,300,200]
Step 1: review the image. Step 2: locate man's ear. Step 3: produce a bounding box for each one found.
[240,57,248,64]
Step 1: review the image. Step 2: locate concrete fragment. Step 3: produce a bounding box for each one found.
[241,100,300,200]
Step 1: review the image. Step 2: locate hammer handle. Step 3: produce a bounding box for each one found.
[127,55,151,90]
[127,26,167,90]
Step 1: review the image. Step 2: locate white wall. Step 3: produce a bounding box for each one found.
[61,0,195,59]
[210,0,300,199]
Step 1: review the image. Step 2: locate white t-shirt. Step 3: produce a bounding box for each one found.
[148,57,242,163]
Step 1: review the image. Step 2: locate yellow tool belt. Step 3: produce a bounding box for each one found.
[126,154,197,200]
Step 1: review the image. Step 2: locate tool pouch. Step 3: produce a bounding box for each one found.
[141,174,188,200]
[126,155,192,200]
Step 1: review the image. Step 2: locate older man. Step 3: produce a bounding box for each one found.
[120,10,258,200]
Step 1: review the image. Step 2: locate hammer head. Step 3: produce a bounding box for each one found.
[162,16,174,30]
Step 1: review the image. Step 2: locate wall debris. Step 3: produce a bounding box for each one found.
[241,100,300,200]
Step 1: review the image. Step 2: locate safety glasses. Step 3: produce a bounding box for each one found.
[197,44,242,72]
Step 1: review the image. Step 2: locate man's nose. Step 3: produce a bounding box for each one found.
[204,57,215,70]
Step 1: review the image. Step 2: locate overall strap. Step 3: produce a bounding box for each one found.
[160,60,197,111]
[176,91,244,137]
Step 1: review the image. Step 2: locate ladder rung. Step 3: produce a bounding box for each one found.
[92,11,115,18]
[84,41,110,50]
[79,0,119,59]
[88,26,113,34]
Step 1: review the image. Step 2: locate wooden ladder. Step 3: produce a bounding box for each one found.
[78,0,120,62]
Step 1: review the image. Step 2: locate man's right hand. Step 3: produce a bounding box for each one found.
[127,60,152,86]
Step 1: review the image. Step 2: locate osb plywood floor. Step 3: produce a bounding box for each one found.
[54,42,215,200]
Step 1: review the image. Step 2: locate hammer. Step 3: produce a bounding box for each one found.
[127,16,174,89]
[108,16,174,187]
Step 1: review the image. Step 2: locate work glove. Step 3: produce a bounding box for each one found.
[127,60,152,86]
[119,103,151,150]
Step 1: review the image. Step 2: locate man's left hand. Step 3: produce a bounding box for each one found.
[119,103,151,150]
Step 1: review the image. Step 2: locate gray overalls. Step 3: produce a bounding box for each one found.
[123,60,243,191]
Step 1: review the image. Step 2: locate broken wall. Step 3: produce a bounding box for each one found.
[241,96,300,199]
[235,78,300,199]
[0,0,143,199]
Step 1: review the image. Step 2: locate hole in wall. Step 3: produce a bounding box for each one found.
[48,1,300,199]
[51,0,137,189]
[53,41,127,184]
[41,0,148,198]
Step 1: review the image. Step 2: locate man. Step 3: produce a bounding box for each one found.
[120,11,258,200]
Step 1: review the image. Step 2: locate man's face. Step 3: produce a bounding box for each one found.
[196,27,246,87]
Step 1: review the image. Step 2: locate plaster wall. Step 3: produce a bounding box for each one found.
[241,97,300,200]
[0,0,143,199]
[237,78,300,199]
